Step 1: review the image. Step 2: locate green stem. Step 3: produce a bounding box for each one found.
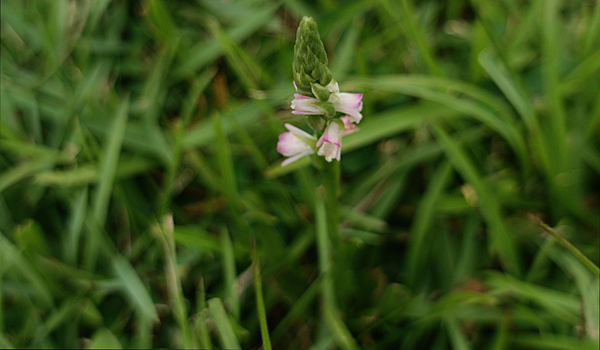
[320,158,340,246]
[315,194,336,311]
[252,246,272,350]
[530,214,600,277]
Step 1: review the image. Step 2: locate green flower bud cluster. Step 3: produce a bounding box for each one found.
[293,17,333,102]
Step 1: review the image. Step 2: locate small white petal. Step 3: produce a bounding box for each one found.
[284,124,316,140]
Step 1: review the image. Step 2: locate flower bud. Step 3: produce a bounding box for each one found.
[293,17,333,97]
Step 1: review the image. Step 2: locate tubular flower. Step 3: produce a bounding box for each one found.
[291,81,363,123]
[317,119,343,162]
[327,82,363,123]
[277,123,316,166]
[291,94,335,117]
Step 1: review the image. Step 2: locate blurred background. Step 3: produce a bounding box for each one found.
[1,0,599,349]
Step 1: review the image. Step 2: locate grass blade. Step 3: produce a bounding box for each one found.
[253,247,272,350]
[405,161,453,287]
[324,305,361,350]
[221,226,240,321]
[92,96,129,226]
[529,214,600,277]
[432,122,521,276]
[112,256,159,323]
[208,298,241,350]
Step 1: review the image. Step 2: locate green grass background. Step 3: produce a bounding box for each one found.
[1,0,599,349]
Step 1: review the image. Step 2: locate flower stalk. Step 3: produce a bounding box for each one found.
[277,16,364,276]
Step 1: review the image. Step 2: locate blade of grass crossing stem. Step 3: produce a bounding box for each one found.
[112,256,159,323]
[432,123,521,276]
[208,298,241,350]
[158,118,184,218]
[92,96,129,227]
[405,161,453,287]
[485,272,580,319]
[157,218,193,348]
[195,278,212,349]
[547,248,600,338]
[221,226,240,321]
[315,195,336,312]
[252,247,272,350]
[86,97,129,271]
[324,305,361,350]
[530,215,600,277]
[0,157,63,194]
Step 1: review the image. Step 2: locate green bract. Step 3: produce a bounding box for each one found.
[293,17,333,99]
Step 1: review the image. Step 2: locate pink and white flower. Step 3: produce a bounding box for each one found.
[317,120,343,162]
[327,82,363,124]
[277,123,316,166]
[292,81,363,123]
[291,94,323,115]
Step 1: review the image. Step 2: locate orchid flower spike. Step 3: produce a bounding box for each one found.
[277,123,316,166]
[317,119,344,162]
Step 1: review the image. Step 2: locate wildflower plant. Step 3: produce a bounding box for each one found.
[276,18,364,313]
[278,16,363,167]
